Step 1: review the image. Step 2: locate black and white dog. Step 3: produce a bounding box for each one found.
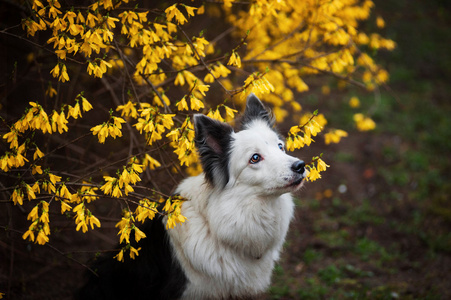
[78,94,306,299]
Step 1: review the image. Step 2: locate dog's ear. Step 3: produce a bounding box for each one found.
[194,114,234,188]
[241,93,275,128]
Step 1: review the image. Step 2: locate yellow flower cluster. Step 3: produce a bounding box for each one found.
[91,116,126,144]
[239,72,275,102]
[176,83,210,112]
[135,198,159,223]
[22,201,50,245]
[11,180,38,206]
[100,159,144,198]
[25,0,123,81]
[5,0,395,254]
[286,113,324,151]
[62,183,101,233]
[72,183,100,204]
[353,113,376,131]
[113,194,186,260]
[163,195,187,230]
[306,157,330,182]
[349,96,361,108]
[166,117,197,167]
[134,105,175,145]
[114,210,147,261]
[228,51,242,68]
[116,101,176,146]
[11,158,101,243]
[206,105,239,123]
[221,0,394,117]
[204,63,231,83]
[1,96,92,172]
[73,203,101,233]
[165,4,197,25]
[324,129,349,145]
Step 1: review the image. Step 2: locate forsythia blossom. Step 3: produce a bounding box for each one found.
[6,0,394,254]
[354,113,376,131]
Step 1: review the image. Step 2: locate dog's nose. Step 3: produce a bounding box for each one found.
[291,160,305,174]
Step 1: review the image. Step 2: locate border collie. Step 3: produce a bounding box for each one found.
[78,94,306,300]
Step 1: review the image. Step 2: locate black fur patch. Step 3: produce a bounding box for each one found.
[194,114,234,188]
[76,216,187,300]
[241,93,275,129]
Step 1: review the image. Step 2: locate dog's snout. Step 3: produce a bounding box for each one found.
[291,160,305,174]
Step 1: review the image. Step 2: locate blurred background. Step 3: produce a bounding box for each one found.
[1,0,450,299]
[272,0,451,298]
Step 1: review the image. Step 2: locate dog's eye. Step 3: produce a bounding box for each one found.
[249,153,261,164]
[278,143,285,151]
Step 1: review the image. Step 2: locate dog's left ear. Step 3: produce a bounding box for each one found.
[241,93,275,128]
[194,114,234,188]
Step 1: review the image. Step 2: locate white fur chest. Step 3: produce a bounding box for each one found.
[168,175,294,299]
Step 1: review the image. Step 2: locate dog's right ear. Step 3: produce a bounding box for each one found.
[194,115,234,188]
[241,93,275,128]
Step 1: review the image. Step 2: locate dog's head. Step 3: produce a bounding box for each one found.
[194,94,306,195]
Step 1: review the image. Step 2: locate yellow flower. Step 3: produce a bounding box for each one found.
[112,185,123,198]
[32,182,40,194]
[176,97,189,111]
[49,173,62,185]
[87,214,101,230]
[227,51,241,68]
[303,132,312,146]
[100,176,115,195]
[117,100,137,118]
[114,249,124,262]
[184,5,197,17]
[129,246,141,259]
[61,201,72,214]
[25,183,36,200]
[190,96,204,111]
[316,158,330,172]
[36,230,49,245]
[50,64,60,78]
[91,123,109,143]
[33,147,44,160]
[22,229,35,242]
[349,96,360,108]
[46,85,57,98]
[307,167,321,181]
[306,120,322,137]
[144,154,161,170]
[27,205,39,221]
[324,129,348,144]
[204,73,215,83]
[134,227,146,242]
[11,188,24,205]
[196,84,210,97]
[376,16,385,29]
[81,97,93,112]
[222,105,237,120]
[165,4,187,25]
[135,199,158,223]
[174,72,185,86]
[353,113,376,131]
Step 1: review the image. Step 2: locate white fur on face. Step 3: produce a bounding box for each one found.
[228,119,304,195]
